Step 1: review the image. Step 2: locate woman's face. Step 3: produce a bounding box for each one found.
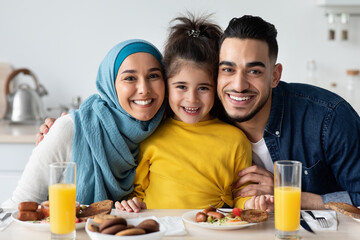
[115,52,165,121]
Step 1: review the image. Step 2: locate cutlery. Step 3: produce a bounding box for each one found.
[209,205,231,214]
[300,212,315,234]
[305,210,329,228]
[0,212,11,223]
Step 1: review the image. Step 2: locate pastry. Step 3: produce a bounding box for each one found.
[136,219,160,233]
[115,228,146,236]
[241,209,268,223]
[324,202,360,219]
[99,217,127,232]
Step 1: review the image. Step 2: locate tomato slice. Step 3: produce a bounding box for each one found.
[232,207,242,217]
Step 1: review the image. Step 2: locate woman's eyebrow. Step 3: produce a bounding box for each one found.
[121,69,136,74]
[121,67,161,75]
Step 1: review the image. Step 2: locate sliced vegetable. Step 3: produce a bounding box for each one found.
[232,207,242,217]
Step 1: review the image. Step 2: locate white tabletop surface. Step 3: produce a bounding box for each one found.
[0,209,359,240]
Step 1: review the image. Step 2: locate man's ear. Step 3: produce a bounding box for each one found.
[271,63,282,88]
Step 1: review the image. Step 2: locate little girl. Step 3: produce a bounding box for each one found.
[116,15,274,212]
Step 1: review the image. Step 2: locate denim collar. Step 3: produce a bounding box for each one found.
[264,82,285,138]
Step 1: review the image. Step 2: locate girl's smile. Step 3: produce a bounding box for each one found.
[168,63,215,124]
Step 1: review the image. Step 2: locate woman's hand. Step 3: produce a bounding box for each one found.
[35,112,67,146]
[244,194,274,212]
[115,197,147,213]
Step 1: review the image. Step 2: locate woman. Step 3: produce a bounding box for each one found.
[2,39,166,207]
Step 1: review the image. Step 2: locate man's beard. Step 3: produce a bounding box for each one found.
[225,91,270,123]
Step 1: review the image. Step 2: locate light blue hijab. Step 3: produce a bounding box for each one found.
[71,39,165,204]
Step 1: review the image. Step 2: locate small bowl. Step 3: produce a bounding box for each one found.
[41,201,80,218]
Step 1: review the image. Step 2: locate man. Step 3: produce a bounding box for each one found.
[217,15,360,209]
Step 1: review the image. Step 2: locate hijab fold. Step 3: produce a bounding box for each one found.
[71,39,165,204]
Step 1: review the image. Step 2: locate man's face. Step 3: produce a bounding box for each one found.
[217,38,281,123]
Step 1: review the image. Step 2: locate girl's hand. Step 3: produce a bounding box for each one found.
[244,194,274,212]
[115,197,147,213]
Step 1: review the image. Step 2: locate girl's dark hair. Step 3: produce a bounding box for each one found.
[163,13,225,119]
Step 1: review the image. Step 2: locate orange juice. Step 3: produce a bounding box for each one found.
[275,186,301,231]
[49,183,76,234]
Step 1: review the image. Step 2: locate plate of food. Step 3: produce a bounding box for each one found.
[354,207,360,223]
[11,211,86,231]
[12,199,113,231]
[324,202,360,222]
[181,206,268,230]
[86,215,166,240]
[348,206,360,223]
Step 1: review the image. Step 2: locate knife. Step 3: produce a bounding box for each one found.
[300,212,315,234]
[0,212,11,223]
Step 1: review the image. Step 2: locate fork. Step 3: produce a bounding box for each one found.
[305,210,329,228]
[209,205,230,214]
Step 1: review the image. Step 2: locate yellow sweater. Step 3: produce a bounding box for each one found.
[132,118,252,209]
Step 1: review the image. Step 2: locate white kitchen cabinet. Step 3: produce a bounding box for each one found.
[0,121,38,204]
[0,143,35,203]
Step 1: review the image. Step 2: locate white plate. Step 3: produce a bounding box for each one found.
[86,216,166,240]
[352,207,360,222]
[11,211,86,232]
[181,210,258,230]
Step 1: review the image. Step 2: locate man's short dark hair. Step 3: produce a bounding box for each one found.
[220,15,278,62]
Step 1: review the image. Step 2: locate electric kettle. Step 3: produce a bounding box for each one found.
[5,68,48,123]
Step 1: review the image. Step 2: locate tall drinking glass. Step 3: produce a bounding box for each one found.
[274,160,302,239]
[49,162,76,240]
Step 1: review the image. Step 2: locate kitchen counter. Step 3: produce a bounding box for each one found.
[0,120,40,143]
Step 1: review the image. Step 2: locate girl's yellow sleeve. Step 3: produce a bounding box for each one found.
[233,137,253,209]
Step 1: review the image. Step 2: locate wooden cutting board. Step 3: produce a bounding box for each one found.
[0,62,13,119]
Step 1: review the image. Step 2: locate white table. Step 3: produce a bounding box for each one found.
[1,209,359,239]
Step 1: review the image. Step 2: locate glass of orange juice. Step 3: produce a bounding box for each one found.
[49,162,76,240]
[274,160,302,239]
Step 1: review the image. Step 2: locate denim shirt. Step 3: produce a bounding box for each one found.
[265,81,360,206]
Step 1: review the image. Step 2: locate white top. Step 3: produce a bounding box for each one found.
[1,115,74,208]
[251,138,274,173]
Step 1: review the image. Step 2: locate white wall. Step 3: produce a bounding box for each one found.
[1,0,360,115]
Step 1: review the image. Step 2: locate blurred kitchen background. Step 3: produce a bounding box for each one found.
[0,0,359,202]
[1,0,360,117]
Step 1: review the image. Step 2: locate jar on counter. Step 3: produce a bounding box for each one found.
[345,69,360,113]
[328,13,336,41]
[340,13,350,41]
